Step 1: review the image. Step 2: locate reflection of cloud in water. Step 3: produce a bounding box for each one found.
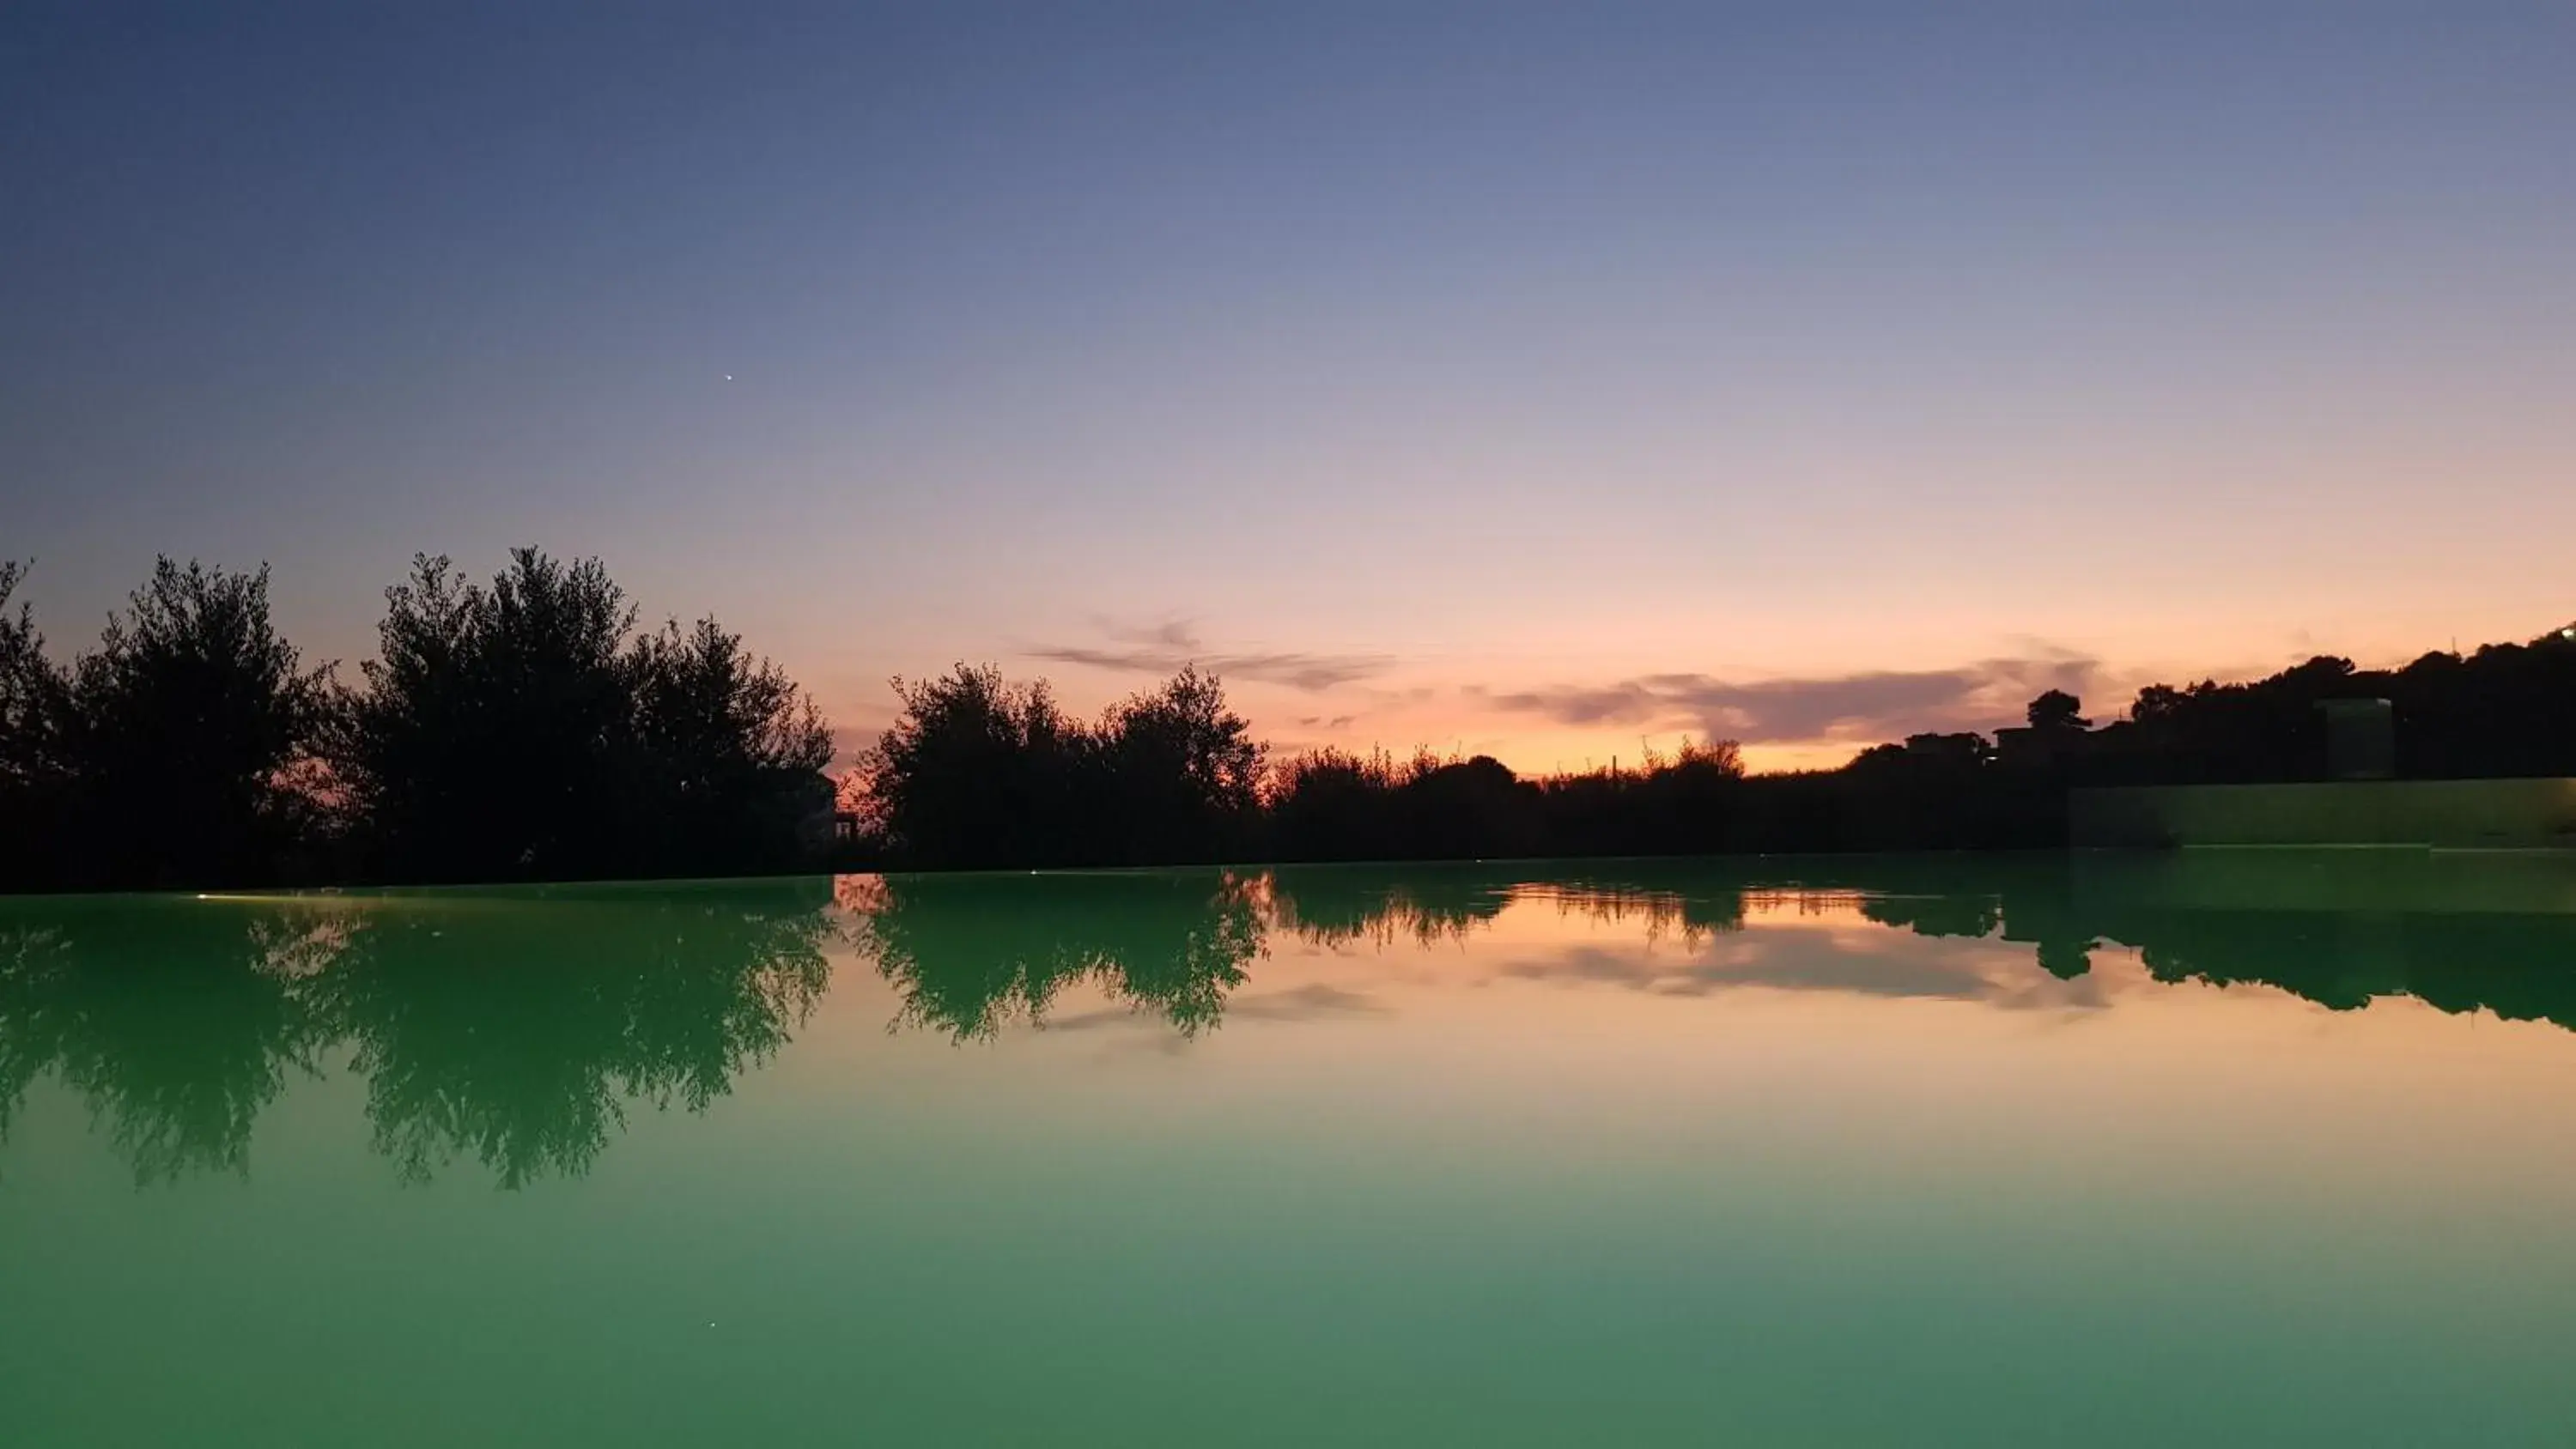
[1502,926,2107,1012]
[1228,983,1388,1021]
[1040,982,1386,1034]
[1035,1003,1179,1034]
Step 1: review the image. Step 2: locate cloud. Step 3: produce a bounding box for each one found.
[1029,619,1388,693]
[1479,650,2111,744]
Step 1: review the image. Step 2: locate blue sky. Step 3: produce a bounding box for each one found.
[6,2,2571,767]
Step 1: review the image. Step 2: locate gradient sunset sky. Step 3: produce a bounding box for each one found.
[6,3,2571,771]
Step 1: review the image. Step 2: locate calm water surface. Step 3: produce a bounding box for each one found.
[7,852,2576,1445]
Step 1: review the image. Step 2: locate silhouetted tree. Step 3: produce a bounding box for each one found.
[2026,689,2089,731]
[633,616,835,873]
[1550,737,1746,856]
[1265,748,1410,861]
[338,551,643,882]
[0,563,73,888]
[334,550,832,883]
[1090,665,1265,864]
[854,664,1261,870]
[58,560,335,888]
[854,664,1088,870]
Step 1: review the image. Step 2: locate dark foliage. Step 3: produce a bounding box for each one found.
[0,562,73,888]
[2026,688,2089,731]
[337,551,642,882]
[2093,633,2576,785]
[330,549,834,883]
[630,615,836,874]
[854,665,1089,870]
[0,549,834,893]
[3,560,337,890]
[854,663,1261,870]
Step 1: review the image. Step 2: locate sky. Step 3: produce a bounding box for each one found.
[5,2,2572,772]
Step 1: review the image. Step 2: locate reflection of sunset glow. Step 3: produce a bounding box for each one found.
[799,865,2576,1235]
[18,861,2576,1441]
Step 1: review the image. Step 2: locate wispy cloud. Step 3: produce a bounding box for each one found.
[1029,619,1388,693]
[1479,650,2111,744]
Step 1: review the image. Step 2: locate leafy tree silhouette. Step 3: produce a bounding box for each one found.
[854,665,1088,870]
[59,560,336,888]
[1088,665,1266,866]
[2026,689,2090,731]
[633,615,835,874]
[338,551,644,882]
[336,550,831,883]
[855,664,1263,870]
[0,562,74,888]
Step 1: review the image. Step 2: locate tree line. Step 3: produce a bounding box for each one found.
[7,548,2573,889]
[855,623,2576,867]
[1,551,832,891]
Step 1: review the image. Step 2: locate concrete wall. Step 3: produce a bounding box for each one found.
[2070,778,2576,850]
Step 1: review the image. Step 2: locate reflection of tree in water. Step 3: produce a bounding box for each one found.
[848,870,1265,1040]
[852,863,1756,1041]
[301,880,835,1187]
[1264,864,1514,949]
[1527,863,1746,948]
[2034,937,2096,980]
[22,858,2576,1192]
[0,924,65,1166]
[0,898,347,1184]
[2114,910,2576,1032]
[1814,856,2576,1031]
[1862,894,2002,940]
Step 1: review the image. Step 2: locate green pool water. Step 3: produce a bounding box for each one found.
[7,852,2576,1445]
